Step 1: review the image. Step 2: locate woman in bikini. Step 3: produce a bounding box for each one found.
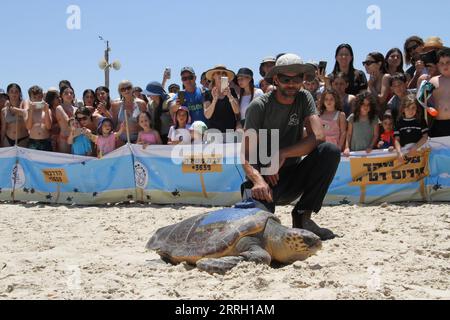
[1,83,29,147]
[111,80,147,145]
[54,86,78,153]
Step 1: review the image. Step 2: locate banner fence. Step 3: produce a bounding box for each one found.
[1,138,449,206]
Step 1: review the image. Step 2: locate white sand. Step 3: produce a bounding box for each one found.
[0,202,449,300]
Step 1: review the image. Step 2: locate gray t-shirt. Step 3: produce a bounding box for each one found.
[244,90,317,165]
[348,113,379,151]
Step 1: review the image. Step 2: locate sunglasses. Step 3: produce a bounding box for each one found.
[277,74,303,85]
[120,86,132,93]
[362,60,377,66]
[76,116,88,122]
[407,43,420,52]
[182,75,195,82]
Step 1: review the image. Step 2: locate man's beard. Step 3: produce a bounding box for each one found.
[278,86,298,98]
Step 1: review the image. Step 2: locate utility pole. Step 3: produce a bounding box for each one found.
[98,37,121,89]
[104,40,110,88]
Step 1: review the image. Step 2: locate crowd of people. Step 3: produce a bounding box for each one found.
[1,35,449,159]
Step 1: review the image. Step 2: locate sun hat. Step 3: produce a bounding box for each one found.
[236,68,254,78]
[265,53,316,79]
[205,65,235,81]
[423,36,445,51]
[143,81,168,98]
[259,56,276,77]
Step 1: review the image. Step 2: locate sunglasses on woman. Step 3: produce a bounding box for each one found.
[76,116,88,122]
[407,43,420,53]
[120,86,132,93]
[277,74,303,84]
[362,60,377,66]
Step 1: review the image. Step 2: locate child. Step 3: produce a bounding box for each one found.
[67,118,92,156]
[84,118,124,158]
[377,113,395,151]
[137,112,162,149]
[331,72,356,118]
[387,73,414,121]
[168,106,192,145]
[44,89,62,152]
[190,121,208,144]
[429,48,450,137]
[318,89,347,151]
[394,94,429,161]
[25,85,53,151]
[343,92,380,156]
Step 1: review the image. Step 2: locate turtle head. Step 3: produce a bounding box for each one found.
[264,220,322,264]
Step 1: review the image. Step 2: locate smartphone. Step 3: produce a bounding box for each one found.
[318,61,327,74]
[221,76,229,92]
[33,101,45,110]
[178,91,185,105]
[165,68,171,79]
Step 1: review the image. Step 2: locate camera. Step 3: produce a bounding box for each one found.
[33,101,45,110]
[420,50,438,65]
[318,61,327,74]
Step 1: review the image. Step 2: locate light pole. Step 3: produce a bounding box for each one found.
[98,36,121,88]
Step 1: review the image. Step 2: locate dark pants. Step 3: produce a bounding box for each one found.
[28,138,53,152]
[241,142,341,213]
[429,119,450,138]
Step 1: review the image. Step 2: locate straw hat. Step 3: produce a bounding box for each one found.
[205,65,235,81]
[423,36,445,51]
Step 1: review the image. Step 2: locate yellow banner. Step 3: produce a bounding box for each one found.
[182,154,223,174]
[42,169,69,184]
[349,149,430,186]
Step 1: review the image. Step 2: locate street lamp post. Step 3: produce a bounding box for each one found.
[98,37,121,89]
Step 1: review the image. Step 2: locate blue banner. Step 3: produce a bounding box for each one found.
[0,138,449,206]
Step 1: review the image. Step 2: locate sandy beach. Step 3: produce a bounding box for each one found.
[0,202,449,300]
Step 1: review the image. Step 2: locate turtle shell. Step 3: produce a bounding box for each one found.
[146,208,279,264]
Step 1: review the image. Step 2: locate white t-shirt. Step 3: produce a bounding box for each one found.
[168,125,192,144]
[240,89,264,120]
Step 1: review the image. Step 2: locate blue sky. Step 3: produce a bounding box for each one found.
[1,0,449,99]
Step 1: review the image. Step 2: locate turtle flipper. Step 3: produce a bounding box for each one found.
[196,256,245,275]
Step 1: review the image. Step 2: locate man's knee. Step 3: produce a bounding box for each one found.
[317,142,341,165]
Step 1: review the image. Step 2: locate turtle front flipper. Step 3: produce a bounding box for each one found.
[196,256,245,275]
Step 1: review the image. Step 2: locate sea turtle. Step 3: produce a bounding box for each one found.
[146,207,322,274]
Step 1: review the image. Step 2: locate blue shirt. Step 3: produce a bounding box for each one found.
[175,87,208,124]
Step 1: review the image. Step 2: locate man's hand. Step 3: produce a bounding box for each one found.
[264,151,286,187]
[252,179,273,203]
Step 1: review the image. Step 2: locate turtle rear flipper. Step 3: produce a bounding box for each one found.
[196,256,245,275]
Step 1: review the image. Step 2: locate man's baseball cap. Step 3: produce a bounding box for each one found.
[181,67,195,75]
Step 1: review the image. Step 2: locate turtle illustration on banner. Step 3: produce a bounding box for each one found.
[134,161,149,202]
